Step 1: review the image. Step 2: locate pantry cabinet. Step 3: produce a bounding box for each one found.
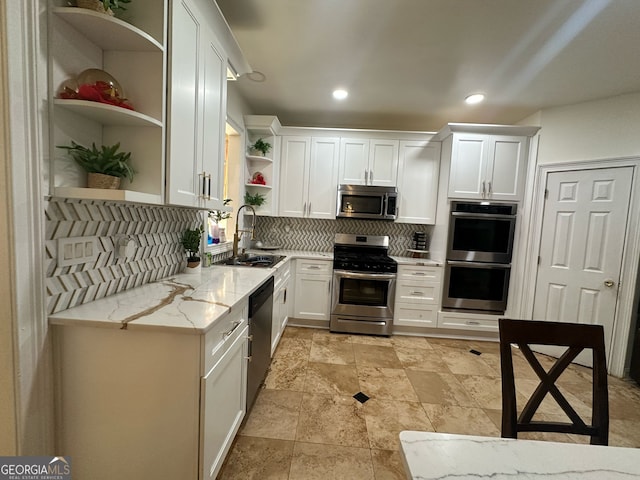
[49,1,167,204]
[396,141,440,224]
[338,138,399,186]
[166,0,227,209]
[279,136,339,218]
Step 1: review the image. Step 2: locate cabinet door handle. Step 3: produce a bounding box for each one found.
[283,288,287,304]
[308,202,311,215]
[245,355,252,363]
[303,202,307,216]
[482,181,486,198]
[369,169,373,184]
[364,170,369,184]
[222,321,242,338]
[488,181,492,196]
[199,172,206,198]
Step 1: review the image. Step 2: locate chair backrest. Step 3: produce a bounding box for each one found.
[499,318,608,445]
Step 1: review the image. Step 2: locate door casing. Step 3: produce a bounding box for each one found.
[515,157,640,377]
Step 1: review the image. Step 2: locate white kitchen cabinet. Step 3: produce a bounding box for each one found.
[394,265,442,329]
[293,259,332,322]
[271,261,291,354]
[447,133,528,201]
[53,304,249,480]
[49,2,166,204]
[166,0,227,210]
[437,310,500,333]
[201,323,248,479]
[338,138,399,186]
[396,141,440,224]
[279,136,339,218]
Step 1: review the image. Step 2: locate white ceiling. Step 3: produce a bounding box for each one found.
[217,0,640,132]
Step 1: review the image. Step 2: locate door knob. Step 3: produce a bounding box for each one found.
[604,280,615,288]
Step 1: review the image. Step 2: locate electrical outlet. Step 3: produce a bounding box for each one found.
[57,236,98,267]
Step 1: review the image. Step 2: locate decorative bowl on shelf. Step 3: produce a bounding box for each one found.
[58,68,134,111]
[250,171,266,185]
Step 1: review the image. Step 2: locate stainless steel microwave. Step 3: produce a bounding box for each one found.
[336,185,397,221]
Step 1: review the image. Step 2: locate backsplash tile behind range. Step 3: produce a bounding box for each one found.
[254,216,432,256]
[45,198,202,315]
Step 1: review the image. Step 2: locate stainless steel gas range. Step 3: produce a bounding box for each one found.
[330,234,397,336]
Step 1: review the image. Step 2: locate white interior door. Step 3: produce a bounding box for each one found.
[532,167,633,366]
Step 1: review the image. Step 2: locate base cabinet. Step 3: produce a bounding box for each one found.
[293,259,332,323]
[437,310,500,332]
[53,305,248,480]
[393,265,442,329]
[201,325,248,478]
[271,261,292,354]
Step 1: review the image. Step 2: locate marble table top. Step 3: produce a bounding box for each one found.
[399,431,640,479]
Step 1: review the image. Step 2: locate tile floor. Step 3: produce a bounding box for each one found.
[217,327,640,479]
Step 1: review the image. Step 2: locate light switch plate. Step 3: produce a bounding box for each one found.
[57,236,98,267]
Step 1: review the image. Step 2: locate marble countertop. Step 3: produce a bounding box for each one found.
[399,431,640,479]
[49,251,328,334]
[392,256,442,267]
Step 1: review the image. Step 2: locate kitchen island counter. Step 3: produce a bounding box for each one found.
[399,431,640,479]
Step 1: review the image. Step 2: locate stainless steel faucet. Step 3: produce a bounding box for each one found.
[232,204,257,257]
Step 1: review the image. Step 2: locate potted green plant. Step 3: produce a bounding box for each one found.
[209,198,233,224]
[250,138,272,156]
[182,224,204,270]
[244,191,266,207]
[58,141,135,189]
[76,0,131,16]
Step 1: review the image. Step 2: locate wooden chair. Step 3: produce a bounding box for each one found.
[498,318,609,445]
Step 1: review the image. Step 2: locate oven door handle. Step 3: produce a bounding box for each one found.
[447,260,511,269]
[450,212,517,219]
[333,270,397,280]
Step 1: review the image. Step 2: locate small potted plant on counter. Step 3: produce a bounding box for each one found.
[182,224,204,272]
[250,138,271,157]
[57,141,135,189]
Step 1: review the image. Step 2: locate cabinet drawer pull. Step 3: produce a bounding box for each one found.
[245,356,252,362]
[466,320,480,325]
[410,291,424,296]
[412,272,426,276]
[308,265,320,269]
[222,321,242,339]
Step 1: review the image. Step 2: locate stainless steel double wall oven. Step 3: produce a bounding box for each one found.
[330,234,397,336]
[443,201,517,313]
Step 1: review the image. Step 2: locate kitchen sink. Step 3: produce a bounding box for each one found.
[217,254,285,268]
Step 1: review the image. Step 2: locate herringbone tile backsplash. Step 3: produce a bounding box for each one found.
[45,199,202,314]
[45,199,432,314]
[254,216,432,256]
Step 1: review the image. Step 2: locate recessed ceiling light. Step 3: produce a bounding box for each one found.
[465,93,485,105]
[333,89,348,100]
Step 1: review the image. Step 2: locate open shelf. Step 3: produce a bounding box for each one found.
[54,187,162,205]
[53,7,163,52]
[54,99,162,127]
[246,155,273,163]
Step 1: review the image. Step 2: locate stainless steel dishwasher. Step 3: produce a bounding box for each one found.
[246,276,274,411]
